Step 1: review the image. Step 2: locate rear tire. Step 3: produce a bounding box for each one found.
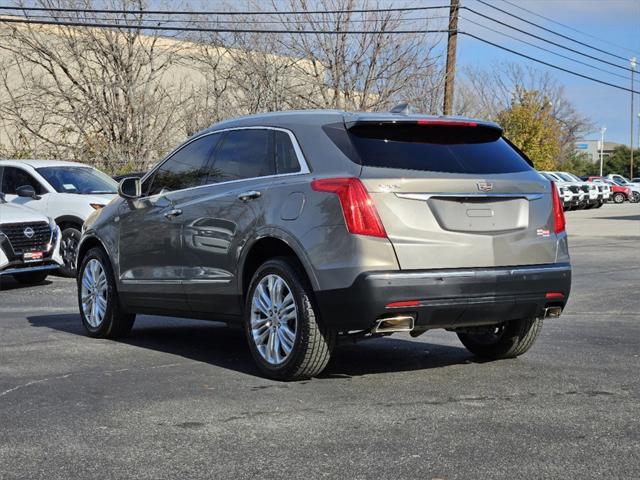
[631,192,640,203]
[244,257,335,381]
[613,192,625,204]
[77,247,135,338]
[457,317,543,359]
[12,271,49,284]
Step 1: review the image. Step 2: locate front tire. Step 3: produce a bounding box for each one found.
[457,317,543,359]
[244,257,335,381]
[12,271,49,284]
[59,227,82,277]
[77,247,135,338]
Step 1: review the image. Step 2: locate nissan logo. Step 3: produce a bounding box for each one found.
[23,227,35,239]
[477,182,494,192]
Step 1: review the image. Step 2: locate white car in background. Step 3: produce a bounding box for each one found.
[0,193,63,284]
[553,171,600,209]
[0,160,118,276]
[605,174,640,203]
[540,171,582,210]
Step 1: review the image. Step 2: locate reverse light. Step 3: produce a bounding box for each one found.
[550,181,566,234]
[311,177,387,238]
[89,203,106,210]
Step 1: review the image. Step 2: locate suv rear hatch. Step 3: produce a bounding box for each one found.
[340,119,558,270]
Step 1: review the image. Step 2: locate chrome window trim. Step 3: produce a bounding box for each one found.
[140,126,310,199]
[396,192,544,201]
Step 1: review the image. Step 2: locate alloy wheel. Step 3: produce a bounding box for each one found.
[80,258,108,328]
[61,230,80,272]
[250,274,298,365]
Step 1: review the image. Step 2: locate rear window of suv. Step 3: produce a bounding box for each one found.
[327,122,533,175]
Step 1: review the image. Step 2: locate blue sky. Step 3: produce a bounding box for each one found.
[450,0,640,145]
[184,0,640,144]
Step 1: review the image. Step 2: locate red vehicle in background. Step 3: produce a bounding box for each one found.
[587,177,631,204]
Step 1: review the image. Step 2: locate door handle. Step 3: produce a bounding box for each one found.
[237,190,261,202]
[164,208,183,219]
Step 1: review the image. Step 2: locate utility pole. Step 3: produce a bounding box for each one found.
[631,57,636,179]
[600,126,606,177]
[443,0,460,116]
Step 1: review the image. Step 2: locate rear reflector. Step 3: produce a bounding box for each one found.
[550,181,566,234]
[416,119,477,127]
[545,292,565,299]
[311,177,387,238]
[386,300,420,308]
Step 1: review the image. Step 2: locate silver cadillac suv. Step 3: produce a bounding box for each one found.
[76,111,571,380]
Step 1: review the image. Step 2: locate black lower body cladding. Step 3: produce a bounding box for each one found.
[315,263,571,332]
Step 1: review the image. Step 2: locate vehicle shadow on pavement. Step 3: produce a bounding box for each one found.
[0,278,53,291]
[27,313,477,379]
[600,214,640,221]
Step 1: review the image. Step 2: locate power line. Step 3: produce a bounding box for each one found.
[1,12,451,26]
[461,15,637,85]
[474,0,631,63]
[0,16,452,35]
[0,4,449,16]
[0,8,637,95]
[463,6,636,74]
[499,0,640,58]
[461,32,639,95]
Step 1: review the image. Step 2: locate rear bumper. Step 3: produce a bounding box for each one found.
[316,263,571,332]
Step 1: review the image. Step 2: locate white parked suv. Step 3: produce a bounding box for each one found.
[553,171,600,209]
[540,171,582,210]
[0,160,118,276]
[0,193,63,284]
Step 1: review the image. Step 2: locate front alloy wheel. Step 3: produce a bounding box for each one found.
[77,247,135,338]
[80,258,108,328]
[60,227,81,277]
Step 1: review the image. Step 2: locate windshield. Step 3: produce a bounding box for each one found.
[37,166,117,194]
[566,173,583,182]
[614,176,630,184]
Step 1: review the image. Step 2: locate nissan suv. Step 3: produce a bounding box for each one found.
[76,111,571,380]
[0,193,62,284]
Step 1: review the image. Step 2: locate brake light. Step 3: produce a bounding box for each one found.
[550,181,566,234]
[311,177,387,238]
[417,119,477,127]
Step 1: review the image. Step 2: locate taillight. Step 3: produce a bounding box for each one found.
[550,181,566,234]
[311,177,387,238]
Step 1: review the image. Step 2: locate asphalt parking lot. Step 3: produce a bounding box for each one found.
[1,204,638,479]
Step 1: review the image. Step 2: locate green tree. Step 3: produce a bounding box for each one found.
[603,145,640,177]
[558,152,599,177]
[496,89,563,171]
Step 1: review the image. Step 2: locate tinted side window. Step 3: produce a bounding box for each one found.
[1,167,45,194]
[208,129,274,183]
[147,134,220,196]
[274,130,301,174]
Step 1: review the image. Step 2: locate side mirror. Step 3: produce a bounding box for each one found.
[16,185,39,199]
[118,177,142,199]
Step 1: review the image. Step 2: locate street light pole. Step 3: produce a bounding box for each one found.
[600,126,606,177]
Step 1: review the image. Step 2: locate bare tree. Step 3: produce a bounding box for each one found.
[0,0,183,172]
[456,62,593,161]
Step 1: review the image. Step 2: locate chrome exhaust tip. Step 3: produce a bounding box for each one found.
[543,306,562,319]
[372,315,415,334]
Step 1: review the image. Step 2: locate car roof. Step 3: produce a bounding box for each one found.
[203,109,500,132]
[0,159,89,168]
